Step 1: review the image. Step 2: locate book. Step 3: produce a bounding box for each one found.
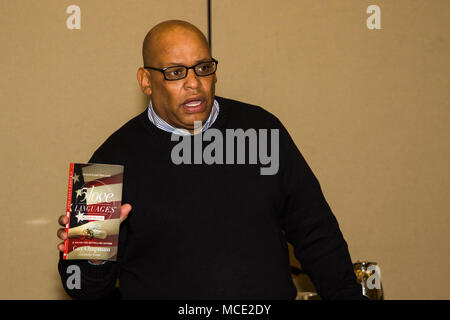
[63,163,124,261]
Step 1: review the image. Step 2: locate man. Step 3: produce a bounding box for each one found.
[57,20,365,300]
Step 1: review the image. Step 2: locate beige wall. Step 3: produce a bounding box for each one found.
[0,0,207,299]
[213,0,450,299]
[0,0,448,299]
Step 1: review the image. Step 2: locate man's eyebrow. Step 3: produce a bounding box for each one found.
[166,58,212,66]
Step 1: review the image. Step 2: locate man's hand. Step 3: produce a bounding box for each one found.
[57,204,132,263]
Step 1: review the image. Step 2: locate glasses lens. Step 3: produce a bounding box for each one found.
[195,61,216,76]
[164,67,187,80]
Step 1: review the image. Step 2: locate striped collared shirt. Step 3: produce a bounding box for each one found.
[147,98,220,135]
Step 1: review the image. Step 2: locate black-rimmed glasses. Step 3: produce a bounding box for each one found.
[144,58,218,81]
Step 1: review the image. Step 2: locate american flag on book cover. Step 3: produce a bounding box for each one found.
[64,163,123,261]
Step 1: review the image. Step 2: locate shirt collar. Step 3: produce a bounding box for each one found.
[147,98,220,136]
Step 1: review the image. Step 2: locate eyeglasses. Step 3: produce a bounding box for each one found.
[144,58,218,81]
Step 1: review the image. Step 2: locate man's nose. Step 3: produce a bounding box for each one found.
[184,68,201,89]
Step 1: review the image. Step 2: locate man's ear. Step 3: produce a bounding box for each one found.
[137,67,152,96]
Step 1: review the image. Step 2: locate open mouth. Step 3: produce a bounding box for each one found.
[182,97,206,113]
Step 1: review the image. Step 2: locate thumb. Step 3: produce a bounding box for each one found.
[119,203,132,223]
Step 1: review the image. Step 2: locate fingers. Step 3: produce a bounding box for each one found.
[57,242,65,252]
[120,203,132,223]
[57,214,68,240]
[57,228,67,240]
[58,214,68,226]
[57,224,67,252]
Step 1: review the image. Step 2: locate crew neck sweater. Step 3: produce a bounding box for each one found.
[58,96,364,300]
[147,97,220,135]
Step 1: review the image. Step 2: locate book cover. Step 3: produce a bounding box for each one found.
[63,163,124,261]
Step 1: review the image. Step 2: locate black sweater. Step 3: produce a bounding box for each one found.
[58,96,364,300]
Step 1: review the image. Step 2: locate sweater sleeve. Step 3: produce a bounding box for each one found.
[57,151,120,300]
[58,252,119,300]
[277,119,366,300]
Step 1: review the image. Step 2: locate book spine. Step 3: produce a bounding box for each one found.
[63,163,75,259]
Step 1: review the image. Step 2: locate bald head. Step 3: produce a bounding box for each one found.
[137,20,217,133]
[142,20,210,67]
